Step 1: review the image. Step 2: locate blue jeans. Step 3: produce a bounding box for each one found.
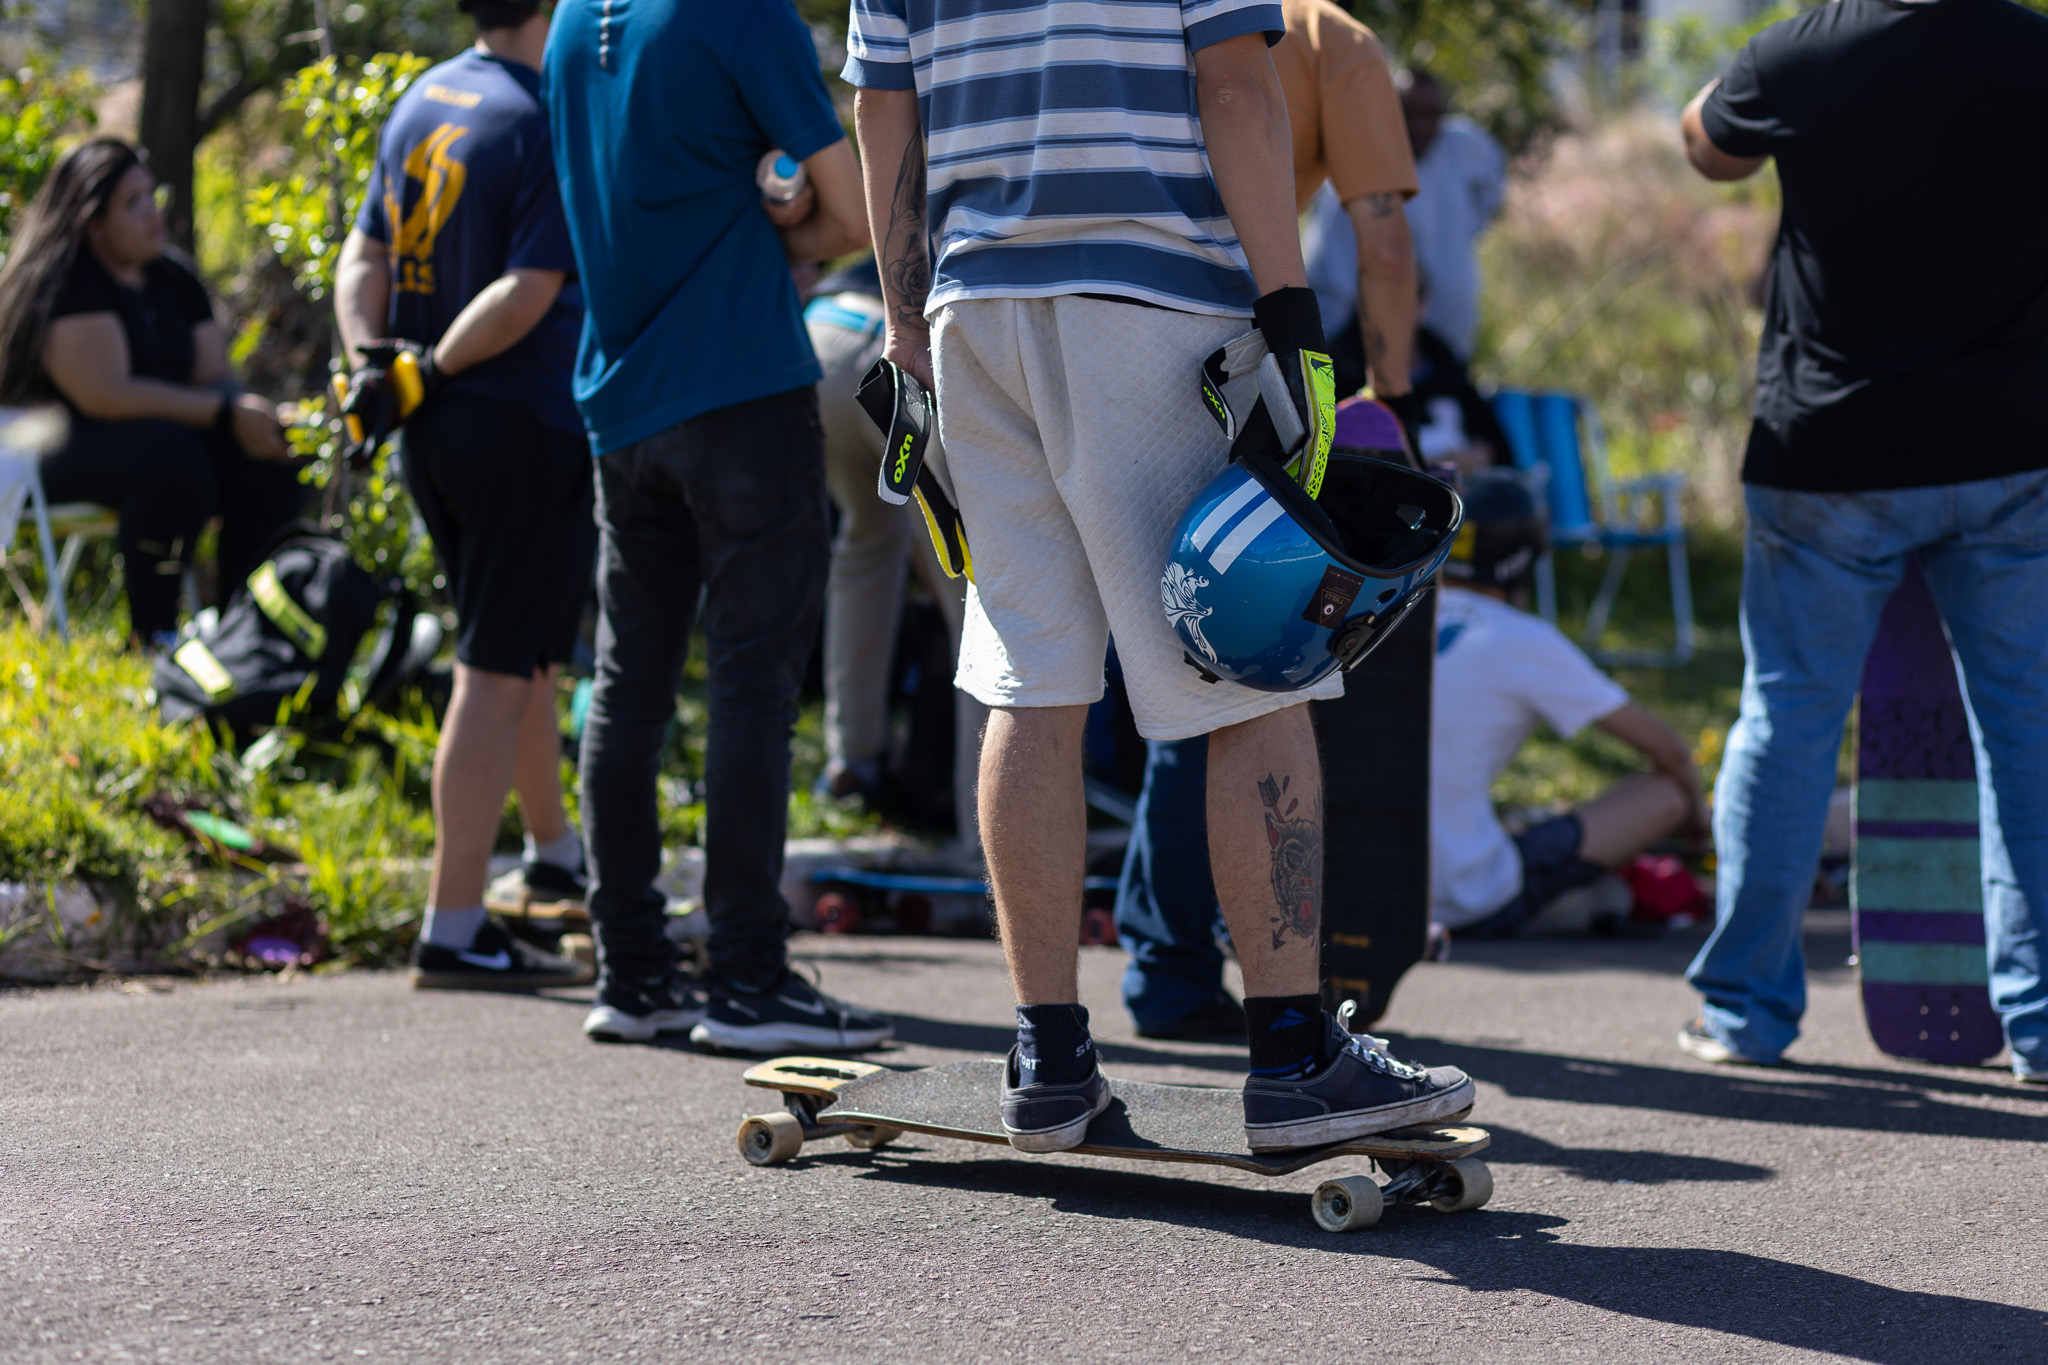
[1690,475,2048,1072]
[1114,736,1228,1027]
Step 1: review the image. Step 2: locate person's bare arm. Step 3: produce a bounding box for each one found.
[43,314,287,456]
[1596,700,1708,836]
[770,138,872,263]
[1193,33,1306,293]
[188,318,231,387]
[1346,191,1415,397]
[432,268,565,375]
[855,86,934,389]
[334,230,392,366]
[1682,80,1767,182]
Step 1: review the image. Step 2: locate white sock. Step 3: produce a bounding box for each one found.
[422,905,488,950]
[524,828,584,874]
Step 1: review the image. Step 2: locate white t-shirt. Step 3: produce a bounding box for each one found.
[1431,587,1630,927]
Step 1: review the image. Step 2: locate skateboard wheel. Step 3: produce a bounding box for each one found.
[816,891,861,935]
[737,1111,805,1166]
[1311,1176,1383,1232]
[1079,906,1117,947]
[845,1124,902,1150]
[1428,1157,1493,1214]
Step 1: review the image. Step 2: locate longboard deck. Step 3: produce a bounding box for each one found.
[1853,560,2003,1065]
[743,1056,1487,1177]
[1313,595,1435,1027]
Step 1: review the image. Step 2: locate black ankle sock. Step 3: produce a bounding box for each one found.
[1245,994,1328,1079]
[1015,1004,1097,1086]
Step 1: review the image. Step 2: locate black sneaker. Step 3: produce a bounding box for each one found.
[409,920,594,991]
[1136,991,1248,1042]
[484,859,588,920]
[688,971,894,1053]
[1242,1014,1474,1151]
[1000,1046,1113,1153]
[584,970,706,1043]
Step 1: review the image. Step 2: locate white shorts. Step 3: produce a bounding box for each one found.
[931,295,1342,742]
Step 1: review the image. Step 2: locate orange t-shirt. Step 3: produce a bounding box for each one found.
[1272,0,1418,214]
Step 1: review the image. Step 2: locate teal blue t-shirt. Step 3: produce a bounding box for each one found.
[543,0,847,454]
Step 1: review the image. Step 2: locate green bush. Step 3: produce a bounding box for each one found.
[0,55,100,250]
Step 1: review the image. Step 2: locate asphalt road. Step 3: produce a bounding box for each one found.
[5,914,2045,1363]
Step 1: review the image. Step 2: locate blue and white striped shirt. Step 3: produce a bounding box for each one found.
[842,0,1284,318]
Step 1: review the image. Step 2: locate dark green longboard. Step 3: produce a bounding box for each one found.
[1313,595,1435,1027]
[735,1056,1491,1232]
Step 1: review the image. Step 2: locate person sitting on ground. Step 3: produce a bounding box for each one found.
[1432,471,1707,940]
[0,137,299,647]
[334,0,595,992]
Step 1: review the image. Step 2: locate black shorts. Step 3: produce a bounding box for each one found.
[1457,814,1609,939]
[401,389,597,677]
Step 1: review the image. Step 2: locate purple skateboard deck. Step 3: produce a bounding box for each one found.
[1852,560,2002,1064]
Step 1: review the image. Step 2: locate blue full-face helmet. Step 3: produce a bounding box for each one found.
[1161,448,1463,692]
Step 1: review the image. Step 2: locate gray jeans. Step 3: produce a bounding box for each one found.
[578,387,829,988]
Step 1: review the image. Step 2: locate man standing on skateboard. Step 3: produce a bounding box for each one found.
[847,0,1474,1151]
[545,0,890,1051]
[1114,0,1426,1042]
[1677,0,2048,1080]
[336,0,594,992]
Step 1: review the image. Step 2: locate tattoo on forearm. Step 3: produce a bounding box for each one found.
[1258,773,1322,949]
[885,134,931,334]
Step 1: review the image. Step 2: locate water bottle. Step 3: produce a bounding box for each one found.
[756,150,807,204]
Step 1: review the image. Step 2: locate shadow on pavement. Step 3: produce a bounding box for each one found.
[1380,1035,2048,1144]
[806,1157,2039,1359]
[1479,1124,1770,1183]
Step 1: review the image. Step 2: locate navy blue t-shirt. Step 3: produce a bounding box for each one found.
[543,0,846,454]
[357,49,583,434]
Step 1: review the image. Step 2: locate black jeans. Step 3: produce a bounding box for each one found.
[38,415,306,638]
[579,387,830,988]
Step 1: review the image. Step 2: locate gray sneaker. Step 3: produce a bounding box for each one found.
[1242,1015,1474,1152]
[999,1046,1112,1153]
[1677,1017,1778,1066]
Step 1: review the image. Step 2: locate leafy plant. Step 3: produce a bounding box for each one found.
[0,54,100,249]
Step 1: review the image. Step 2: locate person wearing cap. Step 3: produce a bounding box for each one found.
[545,0,892,1052]
[335,0,596,992]
[1430,471,1705,941]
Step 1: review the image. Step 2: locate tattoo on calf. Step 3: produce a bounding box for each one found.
[1258,773,1322,950]
[885,136,931,335]
[1361,191,1400,220]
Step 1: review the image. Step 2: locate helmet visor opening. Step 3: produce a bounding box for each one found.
[1247,452,1460,577]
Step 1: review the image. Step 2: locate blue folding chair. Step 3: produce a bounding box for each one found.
[1490,389,1694,667]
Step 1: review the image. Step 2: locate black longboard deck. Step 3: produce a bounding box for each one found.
[743,1056,1486,1177]
[1313,594,1435,1027]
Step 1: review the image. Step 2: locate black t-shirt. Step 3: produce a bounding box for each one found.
[1702,0,2048,491]
[48,249,214,391]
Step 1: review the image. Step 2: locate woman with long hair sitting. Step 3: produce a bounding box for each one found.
[0,137,303,645]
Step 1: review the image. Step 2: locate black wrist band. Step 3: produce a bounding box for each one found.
[1383,389,1422,427]
[1252,286,1328,355]
[212,391,236,433]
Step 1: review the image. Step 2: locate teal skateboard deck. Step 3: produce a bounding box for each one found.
[735,1056,1492,1232]
[1852,560,2002,1064]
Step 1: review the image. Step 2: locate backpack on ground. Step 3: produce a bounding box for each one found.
[154,522,420,735]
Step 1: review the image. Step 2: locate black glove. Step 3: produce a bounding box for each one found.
[1251,286,1337,497]
[1379,388,1425,471]
[334,339,446,467]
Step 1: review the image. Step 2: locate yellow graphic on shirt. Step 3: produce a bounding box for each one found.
[385,123,470,295]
